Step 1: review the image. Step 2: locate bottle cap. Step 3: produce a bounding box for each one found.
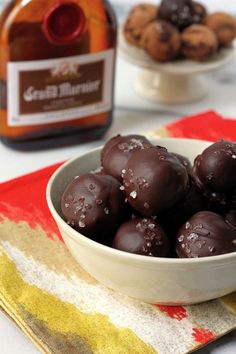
[43,2,86,45]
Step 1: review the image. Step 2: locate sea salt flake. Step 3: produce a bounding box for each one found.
[79,221,85,228]
[187,233,198,241]
[148,223,155,230]
[96,199,103,205]
[186,222,190,229]
[130,191,137,199]
[136,223,142,230]
[104,208,109,215]
[186,246,191,254]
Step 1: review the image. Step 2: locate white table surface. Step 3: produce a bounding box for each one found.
[0,107,236,354]
[1,0,236,353]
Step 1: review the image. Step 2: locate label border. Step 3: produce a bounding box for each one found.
[7,49,114,127]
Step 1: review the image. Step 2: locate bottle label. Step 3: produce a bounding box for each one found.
[7,49,114,126]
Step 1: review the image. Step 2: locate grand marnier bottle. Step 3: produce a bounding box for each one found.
[0,0,117,150]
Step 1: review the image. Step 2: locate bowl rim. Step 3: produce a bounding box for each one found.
[46,137,236,266]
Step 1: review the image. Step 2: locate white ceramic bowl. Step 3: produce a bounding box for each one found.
[46,138,236,305]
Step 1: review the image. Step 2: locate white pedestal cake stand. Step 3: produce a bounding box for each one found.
[119,33,235,104]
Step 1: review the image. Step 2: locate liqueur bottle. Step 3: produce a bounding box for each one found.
[0,0,117,150]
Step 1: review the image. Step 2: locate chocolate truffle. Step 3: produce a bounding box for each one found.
[123,4,158,46]
[140,20,181,61]
[231,193,236,210]
[61,174,126,242]
[204,188,230,214]
[101,134,152,182]
[158,0,195,30]
[176,211,236,258]
[123,146,189,216]
[181,24,218,61]
[192,2,207,24]
[225,210,236,231]
[159,176,207,235]
[205,12,236,47]
[192,140,236,193]
[172,152,192,173]
[90,167,105,175]
[113,218,170,257]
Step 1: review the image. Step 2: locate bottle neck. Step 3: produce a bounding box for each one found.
[43,1,86,45]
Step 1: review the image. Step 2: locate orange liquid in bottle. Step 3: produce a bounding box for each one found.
[0,0,117,150]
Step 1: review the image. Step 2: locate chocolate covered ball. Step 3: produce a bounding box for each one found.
[123,146,189,216]
[123,4,158,46]
[159,176,207,236]
[203,188,230,214]
[192,140,236,193]
[113,218,170,257]
[90,167,105,176]
[231,193,236,210]
[192,2,207,24]
[176,211,236,258]
[172,152,192,173]
[61,174,126,242]
[158,0,196,30]
[181,24,218,61]
[205,12,236,47]
[141,20,181,61]
[225,210,236,231]
[101,134,152,182]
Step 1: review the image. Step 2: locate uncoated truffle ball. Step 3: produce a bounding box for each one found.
[101,134,152,182]
[176,211,236,258]
[123,146,189,216]
[123,4,158,46]
[61,174,126,242]
[181,24,218,61]
[113,218,170,257]
[192,140,236,193]
[141,20,181,61]
[205,12,236,47]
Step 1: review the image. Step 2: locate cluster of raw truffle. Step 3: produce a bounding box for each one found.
[124,0,236,62]
[61,135,236,259]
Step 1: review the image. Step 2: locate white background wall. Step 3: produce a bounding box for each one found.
[1,1,236,15]
[111,0,236,13]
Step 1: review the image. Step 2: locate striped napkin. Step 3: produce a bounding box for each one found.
[0,111,236,354]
